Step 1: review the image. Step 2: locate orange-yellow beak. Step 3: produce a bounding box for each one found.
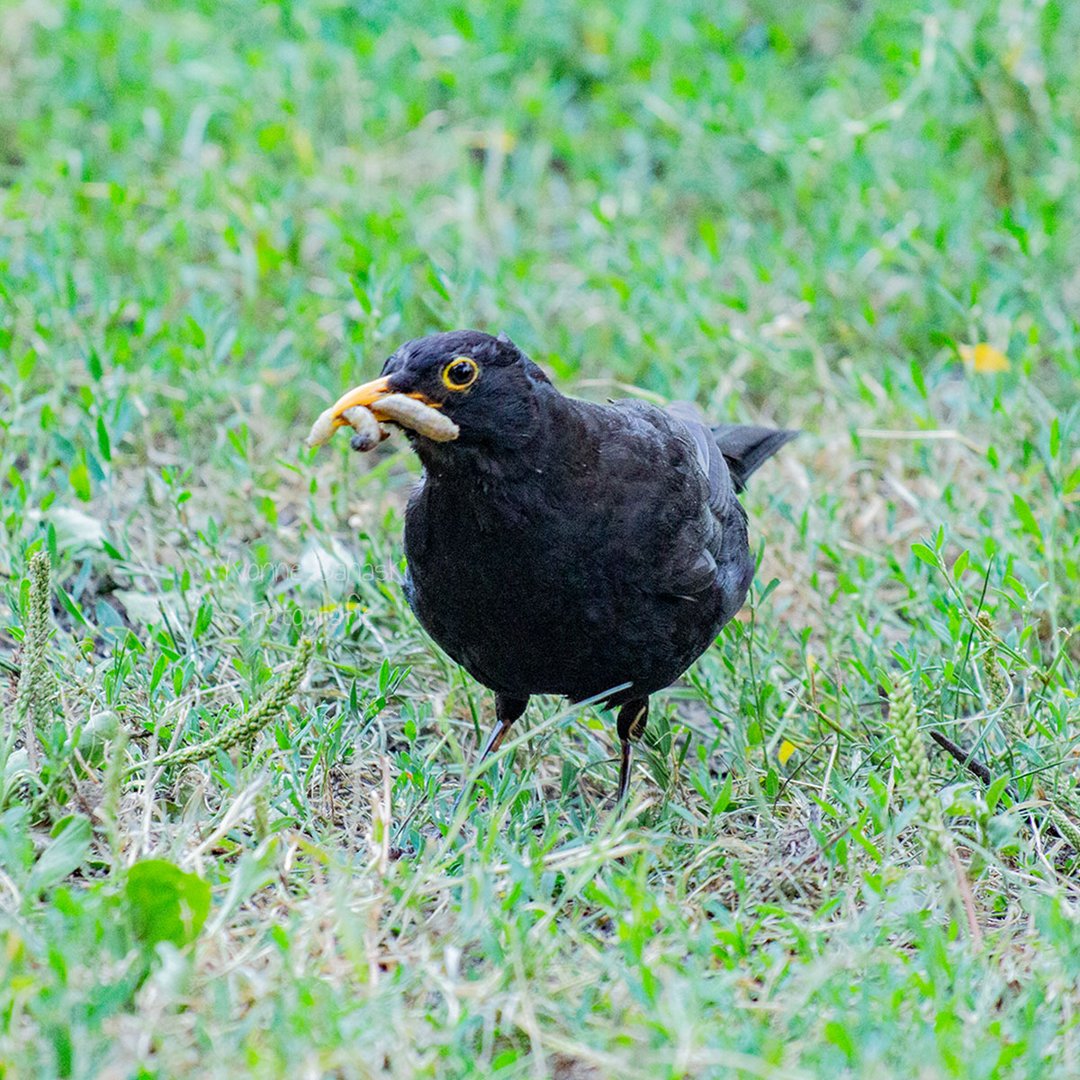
[327,375,393,424]
[325,375,439,429]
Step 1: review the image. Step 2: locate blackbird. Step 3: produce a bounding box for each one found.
[325,330,796,802]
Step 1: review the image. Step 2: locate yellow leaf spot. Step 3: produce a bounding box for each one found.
[583,27,610,55]
[778,740,797,766]
[467,130,517,154]
[958,343,1010,373]
[290,126,315,171]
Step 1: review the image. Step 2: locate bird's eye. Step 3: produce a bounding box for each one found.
[441,356,479,391]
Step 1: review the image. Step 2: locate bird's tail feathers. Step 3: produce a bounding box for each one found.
[712,424,798,492]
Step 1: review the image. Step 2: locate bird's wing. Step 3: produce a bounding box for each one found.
[667,403,797,495]
[663,407,795,612]
[594,400,732,600]
[665,402,732,514]
[571,399,787,604]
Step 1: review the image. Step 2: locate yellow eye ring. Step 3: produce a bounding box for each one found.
[441,356,479,391]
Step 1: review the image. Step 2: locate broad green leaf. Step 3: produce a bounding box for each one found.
[96,416,112,462]
[69,460,92,502]
[711,770,733,816]
[194,600,213,638]
[125,859,211,949]
[1012,494,1043,545]
[909,358,928,399]
[28,815,92,896]
[911,542,939,569]
[952,549,969,579]
[987,775,1011,813]
[85,348,104,381]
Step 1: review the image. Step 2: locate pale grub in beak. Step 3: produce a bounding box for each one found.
[306,393,459,451]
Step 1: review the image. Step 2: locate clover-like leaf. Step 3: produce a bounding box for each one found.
[125,859,211,949]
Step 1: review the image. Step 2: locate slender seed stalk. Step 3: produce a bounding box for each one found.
[887,671,950,861]
[100,730,129,860]
[1051,809,1080,852]
[15,552,60,755]
[130,638,315,774]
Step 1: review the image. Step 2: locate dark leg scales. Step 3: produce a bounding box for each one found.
[478,694,529,765]
[615,698,649,803]
[454,694,528,814]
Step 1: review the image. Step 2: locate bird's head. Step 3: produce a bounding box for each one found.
[327,330,551,463]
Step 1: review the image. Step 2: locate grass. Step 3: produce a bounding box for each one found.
[1,0,1079,1075]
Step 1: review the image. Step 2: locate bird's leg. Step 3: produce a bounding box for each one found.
[616,698,649,804]
[454,693,528,814]
[477,695,527,764]
[478,694,529,765]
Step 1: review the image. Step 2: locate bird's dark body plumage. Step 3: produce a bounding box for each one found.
[404,392,756,705]
[350,329,796,801]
